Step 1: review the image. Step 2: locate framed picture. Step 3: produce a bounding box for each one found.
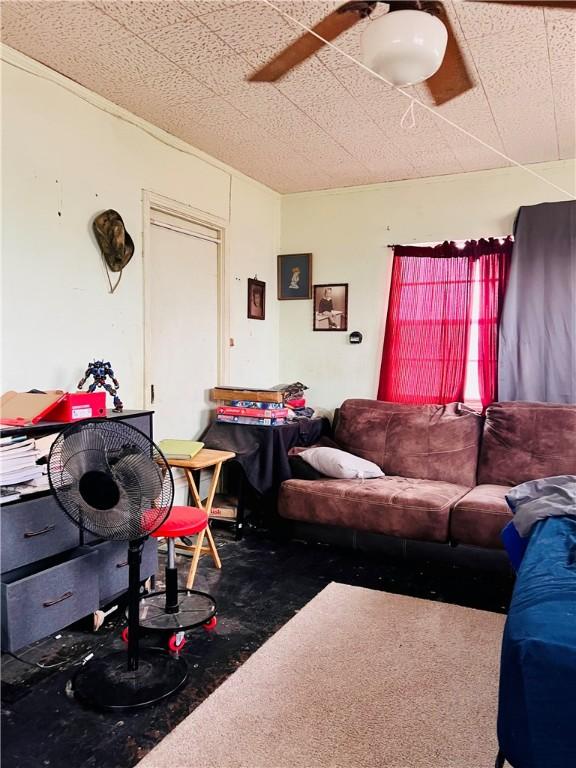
[247,278,265,320]
[313,283,348,331]
[277,253,312,300]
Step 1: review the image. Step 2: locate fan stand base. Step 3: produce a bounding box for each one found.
[72,648,188,711]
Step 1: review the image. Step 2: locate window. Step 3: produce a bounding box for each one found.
[378,238,512,409]
[463,260,482,408]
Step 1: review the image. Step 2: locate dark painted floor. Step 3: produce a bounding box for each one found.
[1,526,514,768]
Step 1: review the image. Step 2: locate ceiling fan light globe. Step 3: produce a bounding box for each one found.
[361,10,448,87]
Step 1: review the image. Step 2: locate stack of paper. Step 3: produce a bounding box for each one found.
[1,437,41,484]
[0,433,56,501]
[35,433,58,461]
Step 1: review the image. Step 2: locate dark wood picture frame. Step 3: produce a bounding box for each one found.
[277,253,312,300]
[247,278,266,320]
[313,283,348,331]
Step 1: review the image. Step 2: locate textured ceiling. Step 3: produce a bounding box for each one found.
[1,0,575,192]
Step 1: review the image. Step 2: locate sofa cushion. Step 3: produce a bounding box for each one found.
[478,402,576,486]
[278,476,470,543]
[451,484,512,549]
[334,399,482,487]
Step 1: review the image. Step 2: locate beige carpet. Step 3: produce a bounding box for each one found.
[138,583,505,768]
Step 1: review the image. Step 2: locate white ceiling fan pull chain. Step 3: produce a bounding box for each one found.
[400,99,416,130]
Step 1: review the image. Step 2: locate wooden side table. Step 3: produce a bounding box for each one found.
[167,449,235,589]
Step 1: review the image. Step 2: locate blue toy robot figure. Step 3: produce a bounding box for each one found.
[78,360,123,412]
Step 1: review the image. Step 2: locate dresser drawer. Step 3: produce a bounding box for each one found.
[92,538,158,603]
[1,547,99,652]
[1,496,80,572]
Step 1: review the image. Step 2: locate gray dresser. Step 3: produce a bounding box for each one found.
[1,410,158,652]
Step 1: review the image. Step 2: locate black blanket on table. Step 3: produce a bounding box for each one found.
[200,418,330,495]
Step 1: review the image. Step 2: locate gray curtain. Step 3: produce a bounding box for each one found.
[499,200,576,403]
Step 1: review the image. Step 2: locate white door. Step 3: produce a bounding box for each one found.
[148,216,219,443]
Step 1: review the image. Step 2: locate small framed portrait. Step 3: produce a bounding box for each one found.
[247,278,266,320]
[277,253,312,300]
[313,283,348,331]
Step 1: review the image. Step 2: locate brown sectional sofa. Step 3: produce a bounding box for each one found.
[278,399,576,551]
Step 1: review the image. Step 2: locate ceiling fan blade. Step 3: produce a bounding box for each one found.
[248,5,365,82]
[467,1,576,7]
[425,4,473,106]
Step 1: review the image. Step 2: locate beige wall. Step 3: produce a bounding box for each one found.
[1,47,281,409]
[280,160,576,410]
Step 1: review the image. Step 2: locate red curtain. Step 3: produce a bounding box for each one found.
[378,238,512,406]
[378,254,475,404]
[477,241,513,408]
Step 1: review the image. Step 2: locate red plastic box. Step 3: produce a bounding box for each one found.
[42,392,107,422]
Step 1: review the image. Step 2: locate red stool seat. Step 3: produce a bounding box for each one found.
[152,506,208,538]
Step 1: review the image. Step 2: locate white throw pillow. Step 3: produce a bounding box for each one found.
[299,447,384,480]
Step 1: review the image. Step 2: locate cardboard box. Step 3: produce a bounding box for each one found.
[212,387,284,404]
[208,494,238,521]
[0,390,66,426]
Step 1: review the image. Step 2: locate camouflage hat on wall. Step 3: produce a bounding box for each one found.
[93,209,134,273]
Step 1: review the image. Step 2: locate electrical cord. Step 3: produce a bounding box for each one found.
[4,607,126,671]
[5,650,75,670]
[5,575,159,672]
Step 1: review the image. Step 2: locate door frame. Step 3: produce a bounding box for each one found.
[142,189,229,410]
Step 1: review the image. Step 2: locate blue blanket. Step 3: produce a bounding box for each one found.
[498,516,576,768]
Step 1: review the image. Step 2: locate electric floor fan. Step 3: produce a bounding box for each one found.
[48,419,188,711]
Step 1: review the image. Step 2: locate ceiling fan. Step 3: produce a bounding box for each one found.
[249,1,576,106]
